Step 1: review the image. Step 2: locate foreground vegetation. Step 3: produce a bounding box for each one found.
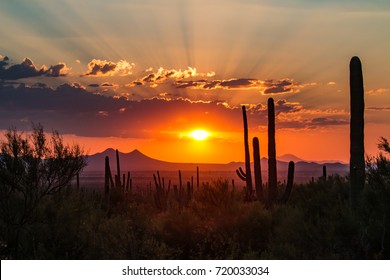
[1,166,389,259]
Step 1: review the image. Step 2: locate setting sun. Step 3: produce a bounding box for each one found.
[190,130,210,141]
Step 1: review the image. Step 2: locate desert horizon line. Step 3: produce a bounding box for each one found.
[87,147,348,165]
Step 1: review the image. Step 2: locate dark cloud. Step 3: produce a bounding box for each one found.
[131,81,143,86]
[85,60,116,76]
[88,82,117,88]
[246,103,267,113]
[311,117,348,126]
[175,80,204,89]
[275,99,302,114]
[46,63,69,77]
[83,59,133,76]
[142,73,157,83]
[0,57,46,80]
[0,83,241,138]
[0,56,69,80]
[174,79,259,90]
[366,107,390,111]
[220,78,256,88]
[173,78,300,94]
[129,67,212,87]
[264,79,294,94]
[0,56,9,68]
[0,82,131,136]
[275,117,348,130]
[101,82,116,87]
[0,83,349,138]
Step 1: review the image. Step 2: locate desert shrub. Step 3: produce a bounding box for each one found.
[29,189,169,259]
[152,207,200,259]
[360,137,390,258]
[262,176,367,259]
[152,180,250,259]
[235,203,272,258]
[190,180,242,226]
[33,190,104,259]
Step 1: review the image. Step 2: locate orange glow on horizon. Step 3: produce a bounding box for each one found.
[7,120,384,165]
[57,125,360,164]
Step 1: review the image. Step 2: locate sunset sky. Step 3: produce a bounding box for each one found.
[1,0,390,163]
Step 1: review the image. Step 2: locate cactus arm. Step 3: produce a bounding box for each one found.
[236,167,247,181]
[242,106,253,194]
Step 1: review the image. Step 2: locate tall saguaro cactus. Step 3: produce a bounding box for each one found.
[268,98,277,205]
[322,165,327,181]
[196,166,199,190]
[242,105,253,200]
[104,156,114,196]
[280,161,294,204]
[115,149,121,188]
[253,137,263,202]
[350,56,365,208]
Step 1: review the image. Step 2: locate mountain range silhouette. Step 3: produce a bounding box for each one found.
[84,148,348,175]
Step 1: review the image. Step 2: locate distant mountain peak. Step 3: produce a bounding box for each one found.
[128,149,142,155]
[95,148,144,155]
[277,154,304,162]
[126,149,150,158]
[94,147,116,155]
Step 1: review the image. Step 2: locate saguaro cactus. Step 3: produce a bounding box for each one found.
[153,171,171,211]
[196,166,199,190]
[178,170,183,190]
[268,98,277,205]
[104,156,114,196]
[242,105,253,199]
[126,172,132,194]
[322,165,327,181]
[115,149,121,188]
[350,56,365,208]
[280,161,294,204]
[253,137,263,202]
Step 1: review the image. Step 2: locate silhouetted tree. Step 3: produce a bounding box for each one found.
[366,137,390,188]
[0,124,86,258]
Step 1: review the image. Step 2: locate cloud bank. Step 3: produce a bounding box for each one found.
[0,55,349,140]
[0,81,348,138]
